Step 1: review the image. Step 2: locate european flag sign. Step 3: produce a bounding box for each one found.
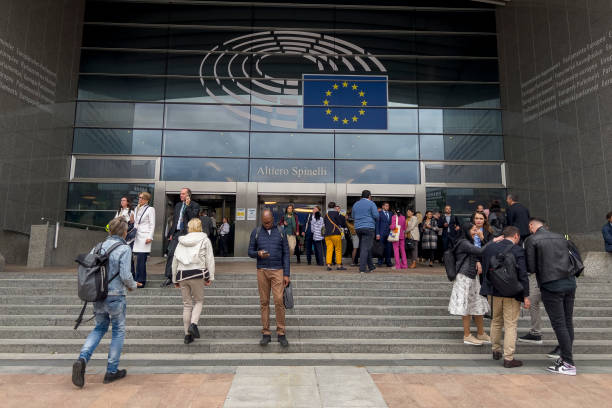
[303,74,388,129]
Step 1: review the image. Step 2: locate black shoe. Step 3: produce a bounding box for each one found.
[260,334,272,346]
[326,266,332,271]
[369,265,377,271]
[278,335,289,348]
[160,278,172,287]
[547,346,561,359]
[503,359,523,368]
[188,323,200,339]
[307,262,311,265]
[336,266,347,271]
[184,334,194,344]
[72,358,86,388]
[103,369,127,384]
[492,351,502,360]
[386,263,393,267]
[518,333,543,344]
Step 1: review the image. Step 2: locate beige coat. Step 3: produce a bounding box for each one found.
[405,216,420,241]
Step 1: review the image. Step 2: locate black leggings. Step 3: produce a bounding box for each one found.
[423,248,436,262]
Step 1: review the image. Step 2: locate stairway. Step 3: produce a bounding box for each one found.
[0,272,611,365]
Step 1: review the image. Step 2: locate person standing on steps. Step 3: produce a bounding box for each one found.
[163,188,200,287]
[391,209,408,269]
[506,193,530,243]
[310,206,325,266]
[421,211,440,267]
[441,205,461,252]
[405,209,420,269]
[248,210,291,348]
[172,218,215,344]
[352,190,379,273]
[72,217,136,388]
[302,208,315,265]
[603,211,612,252]
[132,192,155,288]
[324,201,347,271]
[280,204,300,259]
[375,202,393,267]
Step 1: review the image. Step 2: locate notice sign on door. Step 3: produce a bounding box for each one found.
[247,208,257,221]
[236,208,245,221]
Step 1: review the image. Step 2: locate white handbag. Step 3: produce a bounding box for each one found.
[388,215,401,242]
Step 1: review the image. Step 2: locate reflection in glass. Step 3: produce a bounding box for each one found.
[80,50,167,75]
[162,157,248,181]
[165,104,250,130]
[66,182,155,211]
[250,159,333,183]
[74,159,156,179]
[417,84,500,108]
[73,129,162,155]
[75,102,164,128]
[250,133,333,159]
[78,76,165,101]
[163,131,249,157]
[425,164,502,184]
[426,187,507,218]
[419,109,502,134]
[335,133,418,160]
[336,161,419,184]
[420,135,503,161]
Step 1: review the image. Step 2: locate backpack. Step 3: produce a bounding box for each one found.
[489,212,506,236]
[487,246,524,297]
[567,240,585,277]
[74,240,126,329]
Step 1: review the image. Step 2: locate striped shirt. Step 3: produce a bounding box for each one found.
[311,217,324,241]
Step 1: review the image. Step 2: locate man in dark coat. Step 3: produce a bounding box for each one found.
[441,205,461,251]
[506,194,530,243]
[375,202,393,267]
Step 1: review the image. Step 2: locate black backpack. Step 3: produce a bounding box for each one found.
[487,246,524,297]
[74,240,126,329]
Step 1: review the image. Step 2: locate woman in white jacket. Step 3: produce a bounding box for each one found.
[172,218,215,344]
[133,192,155,288]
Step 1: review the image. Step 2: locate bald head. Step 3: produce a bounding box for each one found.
[262,210,274,230]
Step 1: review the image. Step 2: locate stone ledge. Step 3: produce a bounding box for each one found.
[584,252,612,279]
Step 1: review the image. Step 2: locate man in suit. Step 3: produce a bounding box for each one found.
[162,188,200,287]
[375,202,393,267]
[441,205,461,251]
[506,194,530,243]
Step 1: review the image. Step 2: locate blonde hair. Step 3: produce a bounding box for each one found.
[140,192,151,202]
[108,217,128,237]
[188,217,202,233]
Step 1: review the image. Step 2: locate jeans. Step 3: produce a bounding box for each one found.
[541,287,576,365]
[78,295,127,374]
[356,228,375,272]
[305,233,313,263]
[134,252,148,286]
[313,240,324,265]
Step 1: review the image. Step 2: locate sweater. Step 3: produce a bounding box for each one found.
[171,232,216,283]
[352,198,379,230]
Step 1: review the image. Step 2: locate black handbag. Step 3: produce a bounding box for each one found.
[371,240,384,258]
[284,282,294,309]
[126,206,149,244]
[178,268,210,282]
[405,239,415,251]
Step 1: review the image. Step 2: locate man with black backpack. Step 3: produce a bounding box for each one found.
[480,226,530,368]
[72,217,136,388]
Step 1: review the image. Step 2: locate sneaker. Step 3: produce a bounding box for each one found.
[184,334,194,344]
[72,358,86,388]
[260,334,272,346]
[463,335,484,346]
[326,266,332,271]
[476,333,491,344]
[278,335,289,348]
[547,359,576,376]
[103,369,127,384]
[336,266,347,271]
[547,346,561,359]
[503,359,523,368]
[188,323,200,339]
[519,333,543,344]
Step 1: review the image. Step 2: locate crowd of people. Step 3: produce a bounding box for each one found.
[72,187,609,387]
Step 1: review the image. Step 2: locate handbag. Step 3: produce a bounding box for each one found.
[405,239,415,251]
[388,215,400,242]
[126,206,149,244]
[283,282,294,309]
[177,268,210,282]
[371,239,384,258]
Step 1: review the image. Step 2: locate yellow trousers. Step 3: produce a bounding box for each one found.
[325,235,342,265]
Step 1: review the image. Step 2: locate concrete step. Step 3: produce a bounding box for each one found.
[2,325,611,340]
[0,338,610,354]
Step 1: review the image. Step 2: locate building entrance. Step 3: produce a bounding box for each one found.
[347,196,416,215]
[259,195,326,228]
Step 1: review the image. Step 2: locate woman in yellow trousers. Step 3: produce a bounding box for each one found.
[323,201,348,271]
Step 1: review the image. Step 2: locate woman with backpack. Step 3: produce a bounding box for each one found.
[172,218,215,344]
[448,222,495,346]
[132,192,155,288]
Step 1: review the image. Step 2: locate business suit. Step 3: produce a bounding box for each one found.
[376,209,393,266]
[165,200,201,279]
[507,202,530,241]
[441,213,461,251]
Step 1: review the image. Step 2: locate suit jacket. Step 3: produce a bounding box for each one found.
[507,202,530,237]
[376,210,393,237]
[603,223,612,252]
[440,213,461,242]
[480,239,529,301]
[170,200,201,237]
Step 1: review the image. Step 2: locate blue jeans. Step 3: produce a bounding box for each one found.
[356,228,375,272]
[78,295,127,374]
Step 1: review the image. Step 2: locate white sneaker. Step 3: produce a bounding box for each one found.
[463,334,484,346]
[547,359,577,376]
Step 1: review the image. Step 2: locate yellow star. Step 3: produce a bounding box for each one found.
[342,81,348,87]
[342,118,349,124]
[359,90,365,97]
[326,90,332,96]
[333,115,339,122]
[352,84,358,90]
[323,99,329,106]
[352,116,358,122]
[325,108,332,115]
[359,109,365,115]
[333,83,338,90]
[361,100,367,106]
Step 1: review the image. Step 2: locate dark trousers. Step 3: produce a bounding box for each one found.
[165,230,184,278]
[377,234,392,265]
[305,233,313,264]
[219,235,229,256]
[357,228,375,272]
[134,252,148,286]
[442,234,453,252]
[423,248,436,262]
[313,240,324,265]
[541,287,576,365]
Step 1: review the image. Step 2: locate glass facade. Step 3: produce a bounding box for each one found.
[69,0,505,226]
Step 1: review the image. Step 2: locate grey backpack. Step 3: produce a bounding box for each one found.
[74,240,125,329]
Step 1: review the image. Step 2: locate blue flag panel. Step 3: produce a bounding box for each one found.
[303,74,388,130]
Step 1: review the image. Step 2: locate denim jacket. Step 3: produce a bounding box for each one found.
[93,236,137,296]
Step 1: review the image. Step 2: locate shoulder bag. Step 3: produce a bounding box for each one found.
[326,213,345,239]
[388,216,400,242]
[126,206,149,244]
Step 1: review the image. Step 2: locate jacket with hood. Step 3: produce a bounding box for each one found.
[171,232,215,283]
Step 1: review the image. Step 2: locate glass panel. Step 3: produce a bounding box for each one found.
[169,4,252,25]
[82,25,169,49]
[75,102,164,128]
[84,1,169,23]
[65,210,118,229]
[335,133,418,160]
[425,187,507,218]
[424,164,502,184]
[66,182,155,210]
[336,161,419,184]
[250,159,333,183]
[415,35,498,57]
[164,104,250,130]
[78,76,165,101]
[250,133,334,159]
[74,159,156,179]
[253,6,334,29]
[79,50,167,75]
[165,77,253,103]
[388,109,418,132]
[388,83,418,107]
[419,109,502,134]
[420,135,503,161]
[73,129,162,155]
[416,59,499,82]
[169,29,253,50]
[163,131,249,157]
[414,11,496,33]
[161,157,248,181]
[335,9,414,30]
[417,84,500,108]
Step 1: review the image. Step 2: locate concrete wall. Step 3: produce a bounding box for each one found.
[0,230,30,264]
[0,0,85,263]
[497,0,612,245]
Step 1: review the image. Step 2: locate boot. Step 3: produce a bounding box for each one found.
[408,261,417,269]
